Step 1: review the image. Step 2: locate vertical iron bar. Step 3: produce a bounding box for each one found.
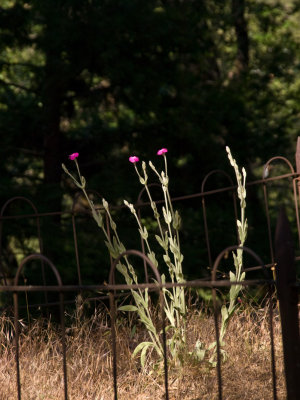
[13,290,21,400]
[292,178,300,248]
[59,291,68,400]
[109,290,118,400]
[202,196,212,267]
[263,182,275,264]
[71,214,82,286]
[212,287,222,400]
[268,286,277,400]
[294,137,300,248]
[274,207,300,400]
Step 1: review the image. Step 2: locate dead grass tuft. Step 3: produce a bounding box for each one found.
[0,304,286,400]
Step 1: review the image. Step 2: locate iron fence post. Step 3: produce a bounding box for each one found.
[274,207,300,400]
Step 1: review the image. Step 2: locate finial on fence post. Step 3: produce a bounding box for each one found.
[274,206,300,400]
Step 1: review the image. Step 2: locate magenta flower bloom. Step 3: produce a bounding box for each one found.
[129,156,139,163]
[69,152,79,160]
[157,148,168,156]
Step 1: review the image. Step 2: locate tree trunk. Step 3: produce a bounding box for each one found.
[42,54,63,215]
[231,0,249,73]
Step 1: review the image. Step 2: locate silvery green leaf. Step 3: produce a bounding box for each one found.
[102,198,109,210]
[165,307,176,326]
[161,173,169,186]
[154,210,160,219]
[118,305,138,312]
[139,177,145,185]
[147,251,158,268]
[132,291,143,306]
[172,210,181,230]
[151,201,157,212]
[229,271,236,282]
[113,236,119,253]
[163,206,172,224]
[221,305,229,322]
[132,341,153,358]
[232,252,239,269]
[117,241,126,254]
[61,163,69,174]
[116,262,126,274]
[163,288,174,301]
[110,220,117,231]
[62,163,81,187]
[81,176,86,187]
[140,342,152,368]
[105,240,118,259]
[139,226,148,240]
[130,324,136,339]
[169,237,179,257]
[164,231,169,245]
[116,263,132,284]
[155,235,164,248]
[91,208,103,228]
[163,254,171,265]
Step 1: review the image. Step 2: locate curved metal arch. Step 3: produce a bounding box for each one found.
[13,253,68,400]
[210,245,276,400]
[0,196,43,286]
[71,189,103,213]
[201,169,235,193]
[108,249,168,399]
[1,196,40,216]
[14,253,63,287]
[262,156,295,264]
[201,170,238,269]
[262,156,295,179]
[109,249,162,285]
[211,245,268,281]
[136,182,162,205]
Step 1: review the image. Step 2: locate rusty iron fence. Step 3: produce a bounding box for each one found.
[0,140,300,399]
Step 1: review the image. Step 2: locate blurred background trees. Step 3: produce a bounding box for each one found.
[0,0,300,284]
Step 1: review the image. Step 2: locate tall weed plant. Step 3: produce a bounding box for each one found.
[62,147,247,368]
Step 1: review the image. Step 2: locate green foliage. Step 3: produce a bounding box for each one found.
[1,0,300,287]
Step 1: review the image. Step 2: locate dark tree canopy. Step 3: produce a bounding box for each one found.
[0,0,300,283]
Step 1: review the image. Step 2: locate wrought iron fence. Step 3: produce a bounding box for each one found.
[0,140,300,399]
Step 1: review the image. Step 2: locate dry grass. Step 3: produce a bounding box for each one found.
[0,303,286,400]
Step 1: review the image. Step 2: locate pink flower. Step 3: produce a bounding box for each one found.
[157,148,168,156]
[129,156,139,163]
[69,152,79,160]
